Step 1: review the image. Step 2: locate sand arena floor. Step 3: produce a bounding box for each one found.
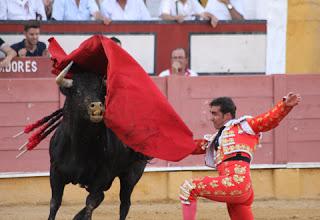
[1,199,319,220]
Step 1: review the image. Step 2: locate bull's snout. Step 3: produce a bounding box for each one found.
[88,102,105,123]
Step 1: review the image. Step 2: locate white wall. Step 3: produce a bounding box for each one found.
[191,34,266,73]
[3,34,156,74]
[243,0,288,74]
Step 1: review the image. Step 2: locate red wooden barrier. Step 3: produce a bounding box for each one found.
[0,73,319,173]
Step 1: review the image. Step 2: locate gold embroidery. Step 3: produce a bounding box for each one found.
[224,168,230,176]
[222,144,254,155]
[233,175,245,184]
[238,125,244,134]
[222,177,234,187]
[197,182,207,190]
[209,180,219,188]
[230,190,242,196]
[234,164,246,175]
[221,138,235,147]
[214,190,227,196]
[199,190,212,196]
[245,183,251,191]
[222,130,235,138]
[257,117,263,122]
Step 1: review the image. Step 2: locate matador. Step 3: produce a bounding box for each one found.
[179,92,301,220]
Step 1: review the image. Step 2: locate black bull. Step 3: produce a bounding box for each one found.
[48,63,149,220]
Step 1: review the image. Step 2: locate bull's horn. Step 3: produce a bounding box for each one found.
[56,61,74,88]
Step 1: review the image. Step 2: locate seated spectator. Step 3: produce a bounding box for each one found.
[205,0,244,20]
[100,0,151,20]
[0,38,17,68]
[110,36,122,47]
[159,0,218,27]
[11,21,48,57]
[159,48,198,77]
[52,0,111,24]
[198,0,208,7]
[43,0,53,20]
[0,0,47,20]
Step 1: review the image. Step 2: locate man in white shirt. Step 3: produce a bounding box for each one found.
[52,0,110,24]
[0,0,47,20]
[0,38,17,69]
[100,0,151,20]
[160,0,218,27]
[158,48,198,77]
[205,0,244,20]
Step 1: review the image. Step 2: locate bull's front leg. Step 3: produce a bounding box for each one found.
[48,166,66,220]
[119,162,146,220]
[73,191,104,220]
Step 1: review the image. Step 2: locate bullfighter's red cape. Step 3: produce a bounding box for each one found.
[48,35,196,161]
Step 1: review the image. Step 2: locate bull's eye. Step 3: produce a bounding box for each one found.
[99,103,102,107]
[90,103,95,108]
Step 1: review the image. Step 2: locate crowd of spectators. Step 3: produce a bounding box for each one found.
[0,0,246,75]
[0,0,245,23]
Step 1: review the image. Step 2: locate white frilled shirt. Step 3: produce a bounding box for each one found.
[0,0,47,20]
[158,68,198,77]
[159,0,204,20]
[52,0,99,20]
[205,0,245,20]
[100,0,151,20]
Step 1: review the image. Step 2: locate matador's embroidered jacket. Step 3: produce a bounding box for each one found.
[193,100,293,167]
[179,100,294,214]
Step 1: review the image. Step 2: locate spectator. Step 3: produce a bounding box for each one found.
[43,0,53,20]
[159,48,198,77]
[100,0,151,20]
[198,0,208,7]
[11,21,48,57]
[110,36,122,47]
[159,0,218,27]
[0,38,17,68]
[52,0,111,24]
[205,0,244,20]
[0,0,47,20]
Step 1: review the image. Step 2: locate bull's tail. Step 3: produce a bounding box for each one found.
[15,108,63,159]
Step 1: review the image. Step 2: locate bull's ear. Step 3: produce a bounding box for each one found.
[59,86,72,96]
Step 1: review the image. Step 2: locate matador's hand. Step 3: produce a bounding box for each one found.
[284,92,301,107]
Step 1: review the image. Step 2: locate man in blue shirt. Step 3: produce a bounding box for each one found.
[11,21,48,57]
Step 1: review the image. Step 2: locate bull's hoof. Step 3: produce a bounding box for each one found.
[73,208,91,220]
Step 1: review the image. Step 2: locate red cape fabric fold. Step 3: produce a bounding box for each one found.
[48,35,196,161]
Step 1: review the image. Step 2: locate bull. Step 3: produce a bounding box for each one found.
[48,62,148,220]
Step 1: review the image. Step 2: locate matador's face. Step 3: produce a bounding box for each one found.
[209,106,231,130]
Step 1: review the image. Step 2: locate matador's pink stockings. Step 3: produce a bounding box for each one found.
[182,201,197,220]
